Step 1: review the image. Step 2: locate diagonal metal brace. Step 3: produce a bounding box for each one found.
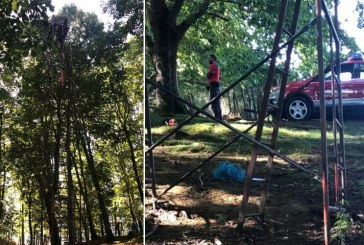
[147,79,321,180]
[156,118,265,199]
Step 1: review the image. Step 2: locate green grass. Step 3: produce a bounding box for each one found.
[149,114,364,165]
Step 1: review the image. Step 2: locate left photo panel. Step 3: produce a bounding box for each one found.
[0,0,143,244]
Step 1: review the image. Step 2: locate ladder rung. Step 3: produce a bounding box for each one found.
[245,212,262,217]
[334,75,341,85]
[335,119,342,129]
[268,104,280,110]
[275,67,288,75]
[283,28,292,37]
[261,141,274,147]
[329,205,345,212]
[252,178,267,182]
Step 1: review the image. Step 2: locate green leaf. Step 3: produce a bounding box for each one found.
[12,0,19,11]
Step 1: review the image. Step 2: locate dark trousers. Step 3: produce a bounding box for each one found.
[209,83,222,120]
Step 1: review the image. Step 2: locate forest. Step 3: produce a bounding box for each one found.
[0,0,143,244]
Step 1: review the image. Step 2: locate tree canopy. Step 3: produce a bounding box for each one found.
[146,0,361,115]
[0,0,143,244]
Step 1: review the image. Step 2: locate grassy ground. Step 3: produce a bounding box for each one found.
[146,114,364,244]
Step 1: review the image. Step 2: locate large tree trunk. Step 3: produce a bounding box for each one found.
[80,128,115,242]
[152,32,184,113]
[37,175,61,245]
[147,1,187,114]
[146,0,211,114]
[38,113,61,245]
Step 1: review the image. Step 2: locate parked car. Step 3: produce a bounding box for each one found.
[269,53,364,121]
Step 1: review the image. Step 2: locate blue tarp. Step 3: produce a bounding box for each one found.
[212,162,246,182]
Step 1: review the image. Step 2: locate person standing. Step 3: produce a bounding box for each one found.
[206,54,222,120]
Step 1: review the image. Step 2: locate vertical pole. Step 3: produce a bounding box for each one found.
[316,0,330,244]
[334,0,346,205]
[145,84,157,206]
[329,29,339,203]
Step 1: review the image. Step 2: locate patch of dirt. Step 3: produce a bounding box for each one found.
[145,150,364,244]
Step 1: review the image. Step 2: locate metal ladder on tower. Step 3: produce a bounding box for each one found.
[237,1,347,244]
[237,0,303,228]
[327,0,346,214]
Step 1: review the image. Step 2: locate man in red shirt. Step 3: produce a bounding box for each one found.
[206,54,222,120]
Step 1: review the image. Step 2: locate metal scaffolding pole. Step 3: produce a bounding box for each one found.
[316,0,330,243]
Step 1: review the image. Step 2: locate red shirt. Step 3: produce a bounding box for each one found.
[207,61,220,83]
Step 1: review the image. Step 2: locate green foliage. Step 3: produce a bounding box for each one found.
[104,0,143,37]
[0,0,52,69]
[333,212,351,241]
[168,1,362,109]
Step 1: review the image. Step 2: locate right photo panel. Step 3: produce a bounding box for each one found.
[145,0,364,244]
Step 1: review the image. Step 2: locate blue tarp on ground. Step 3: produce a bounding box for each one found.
[212,161,246,182]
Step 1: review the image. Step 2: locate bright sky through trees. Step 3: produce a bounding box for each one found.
[50,0,363,50]
[49,0,113,25]
[339,0,364,51]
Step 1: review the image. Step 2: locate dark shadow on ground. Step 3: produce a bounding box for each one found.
[146,118,364,244]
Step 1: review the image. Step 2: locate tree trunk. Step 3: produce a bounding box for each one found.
[66,97,76,245]
[21,204,25,245]
[147,0,211,114]
[0,113,5,219]
[38,114,61,245]
[122,124,143,204]
[119,161,142,234]
[0,167,5,220]
[80,128,115,242]
[40,212,44,245]
[74,144,98,241]
[37,176,61,245]
[53,99,61,195]
[152,35,184,114]
[27,190,33,245]
[147,1,183,113]
[100,215,104,238]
